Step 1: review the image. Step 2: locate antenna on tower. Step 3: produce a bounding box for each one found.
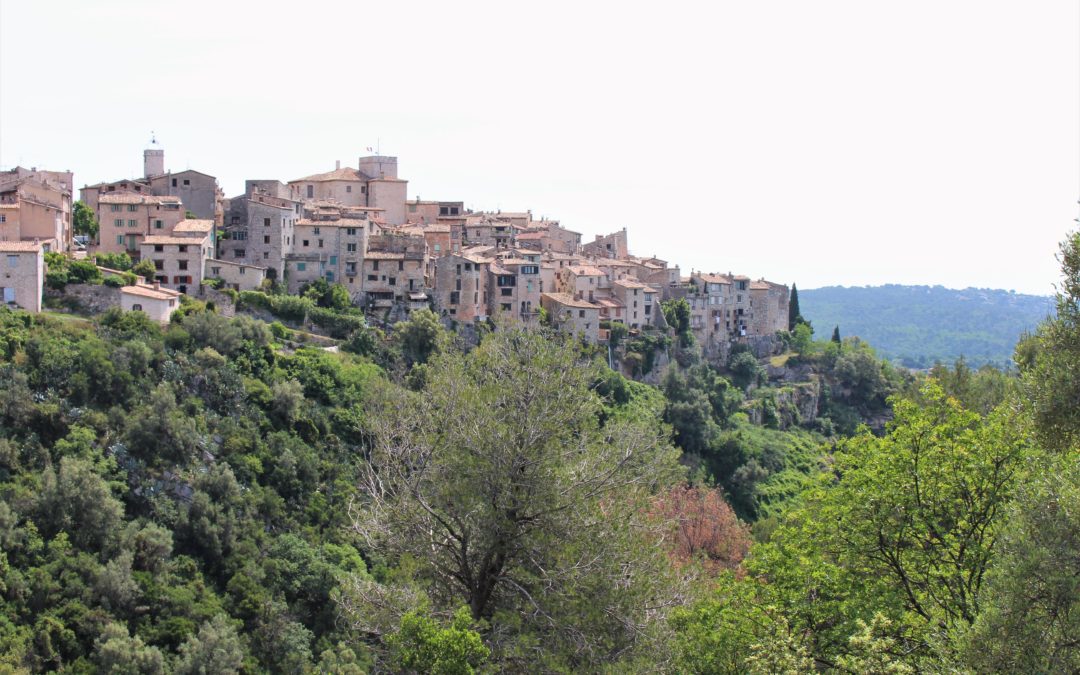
[150,131,157,146]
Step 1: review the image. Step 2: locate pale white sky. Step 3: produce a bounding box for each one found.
[2,0,1076,294]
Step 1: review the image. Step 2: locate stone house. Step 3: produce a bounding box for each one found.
[139,232,212,293]
[748,280,790,336]
[120,283,181,324]
[288,156,408,225]
[0,240,44,312]
[220,184,303,281]
[556,264,606,303]
[95,193,184,255]
[487,258,541,321]
[612,278,657,329]
[582,228,628,260]
[541,292,600,342]
[0,171,73,252]
[206,259,266,291]
[434,253,489,323]
[149,169,223,225]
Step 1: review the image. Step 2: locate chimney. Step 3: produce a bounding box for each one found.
[153,281,161,290]
[335,160,341,170]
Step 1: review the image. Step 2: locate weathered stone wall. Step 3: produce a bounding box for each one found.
[47,284,120,313]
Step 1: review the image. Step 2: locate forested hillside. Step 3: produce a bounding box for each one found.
[799,284,1054,368]
[1,232,1078,672]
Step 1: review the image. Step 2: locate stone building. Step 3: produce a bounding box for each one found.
[220,183,303,280]
[541,292,600,342]
[0,240,44,312]
[95,193,184,255]
[120,283,181,324]
[206,259,266,291]
[288,155,408,225]
[0,168,74,252]
[582,228,628,260]
[139,231,212,293]
[487,257,541,321]
[434,252,490,323]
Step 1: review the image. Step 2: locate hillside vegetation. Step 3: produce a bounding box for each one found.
[800,284,1053,368]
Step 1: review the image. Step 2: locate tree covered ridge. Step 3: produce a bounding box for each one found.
[800,283,1054,368]
[1,231,1078,672]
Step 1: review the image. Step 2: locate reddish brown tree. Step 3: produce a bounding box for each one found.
[652,484,751,573]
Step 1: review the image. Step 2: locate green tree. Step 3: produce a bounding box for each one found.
[831,325,841,344]
[1021,230,1080,451]
[132,258,157,282]
[175,614,245,675]
[662,298,692,345]
[392,308,443,366]
[93,622,166,674]
[387,607,489,675]
[788,282,802,331]
[961,455,1080,672]
[73,200,99,239]
[350,328,683,667]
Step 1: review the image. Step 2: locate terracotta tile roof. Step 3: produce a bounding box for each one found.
[567,265,605,277]
[296,219,369,227]
[750,280,772,290]
[364,251,407,260]
[542,292,600,310]
[142,235,208,246]
[121,284,182,300]
[613,279,649,289]
[595,297,624,309]
[99,193,181,205]
[207,258,267,270]
[697,273,732,285]
[291,167,370,183]
[423,224,451,233]
[516,231,545,240]
[0,240,43,252]
[172,219,214,233]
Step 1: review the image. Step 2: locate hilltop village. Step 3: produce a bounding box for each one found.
[0,145,789,350]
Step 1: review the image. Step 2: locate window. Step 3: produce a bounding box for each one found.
[264,218,270,227]
[313,227,320,235]
[439,206,448,216]
[116,235,124,245]
[6,255,17,267]
[579,310,586,318]
[326,271,334,281]
[501,303,512,311]
[361,186,366,194]
[263,251,269,259]
[239,267,245,275]
[231,216,240,225]
[172,178,178,187]
[110,204,121,212]
[178,245,187,253]
[346,185,352,193]
[318,239,324,248]
[211,267,221,275]
[346,262,356,274]
[0,215,4,223]
[154,244,164,252]
[347,243,357,252]
[372,260,379,271]
[296,262,306,271]
[450,291,460,304]
[329,256,337,264]
[178,260,188,271]
[302,239,309,247]
[434,244,441,252]
[306,185,313,198]
[410,204,417,213]
[153,260,164,270]
[367,274,377,281]
[263,235,270,244]
[154,220,163,229]
[388,277,396,286]
[230,231,246,241]
[127,204,137,212]
[346,228,357,235]
[501,288,512,296]
[114,219,123,227]
[234,249,245,258]
[132,303,142,311]
[183,179,190,186]
[128,219,137,227]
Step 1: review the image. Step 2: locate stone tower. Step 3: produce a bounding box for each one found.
[143,135,165,178]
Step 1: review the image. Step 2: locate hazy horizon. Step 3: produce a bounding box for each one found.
[2,0,1076,295]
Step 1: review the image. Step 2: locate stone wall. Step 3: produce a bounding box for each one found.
[47,284,121,314]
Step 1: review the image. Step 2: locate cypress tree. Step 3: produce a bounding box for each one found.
[831,325,841,344]
[788,283,802,331]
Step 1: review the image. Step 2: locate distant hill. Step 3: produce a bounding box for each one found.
[799,285,1055,369]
